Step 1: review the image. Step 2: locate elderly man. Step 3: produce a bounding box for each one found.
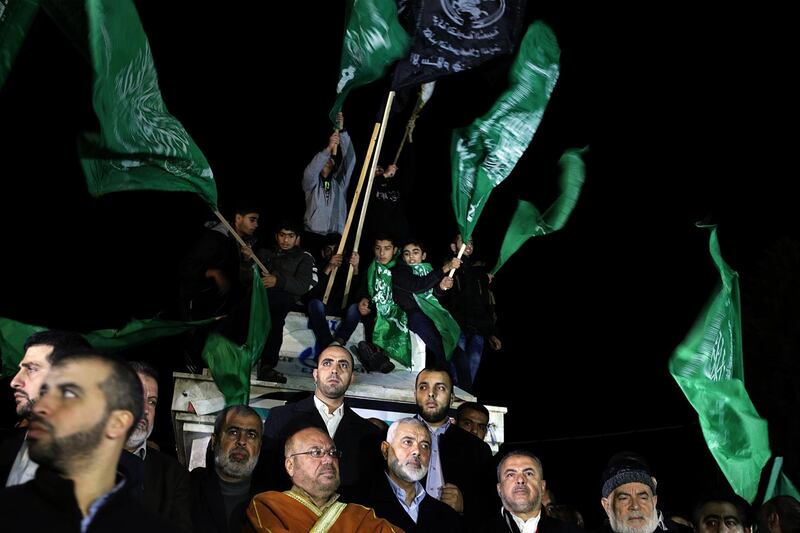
[491,450,581,533]
[366,417,462,532]
[599,452,666,533]
[1,330,90,486]
[0,351,170,531]
[261,344,382,501]
[245,426,400,532]
[693,493,752,533]
[190,405,264,533]
[412,368,497,521]
[119,361,191,532]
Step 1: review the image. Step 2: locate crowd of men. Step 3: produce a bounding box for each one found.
[3,333,799,532]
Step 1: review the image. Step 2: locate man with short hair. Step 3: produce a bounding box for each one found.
[120,361,192,532]
[367,417,463,531]
[456,401,490,442]
[692,493,752,533]
[190,404,264,533]
[491,450,580,533]
[260,345,382,502]
[413,368,497,521]
[599,452,664,533]
[758,495,800,533]
[256,219,318,383]
[245,426,399,532]
[1,330,90,486]
[0,352,170,531]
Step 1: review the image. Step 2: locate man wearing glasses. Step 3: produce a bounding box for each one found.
[245,426,401,532]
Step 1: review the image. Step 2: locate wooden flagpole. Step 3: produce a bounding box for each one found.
[213,211,269,276]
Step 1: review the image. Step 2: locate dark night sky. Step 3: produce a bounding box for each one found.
[1,1,797,523]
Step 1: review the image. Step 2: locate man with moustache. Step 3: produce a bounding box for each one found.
[0,351,171,531]
[1,330,90,486]
[260,344,382,501]
[598,452,665,533]
[492,450,582,533]
[119,361,191,532]
[190,405,264,533]
[366,417,463,532]
[245,426,400,532]
[413,368,497,521]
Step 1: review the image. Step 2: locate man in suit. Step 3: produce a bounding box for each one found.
[413,367,497,522]
[261,344,382,502]
[367,417,463,532]
[120,361,191,532]
[491,450,582,533]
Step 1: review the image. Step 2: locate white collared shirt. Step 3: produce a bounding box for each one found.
[5,439,38,487]
[416,415,450,500]
[503,508,542,533]
[313,395,344,437]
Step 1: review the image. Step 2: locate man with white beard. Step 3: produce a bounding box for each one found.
[191,405,263,533]
[120,361,191,532]
[366,417,463,532]
[599,452,665,533]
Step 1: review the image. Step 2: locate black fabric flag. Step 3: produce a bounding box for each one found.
[391,0,526,89]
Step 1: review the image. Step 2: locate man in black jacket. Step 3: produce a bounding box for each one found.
[414,368,497,522]
[260,344,382,503]
[367,417,463,532]
[491,450,582,533]
[0,351,170,531]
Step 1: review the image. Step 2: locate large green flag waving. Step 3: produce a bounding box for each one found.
[329,0,410,124]
[202,265,270,406]
[492,148,586,274]
[79,0,217,207]
[451,21,560,242]
[669,225,771,502]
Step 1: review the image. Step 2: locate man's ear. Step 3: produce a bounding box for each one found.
[601,497,611,514]
[450,243,457,253]
[312,369,319,384]
[380,441,389,461]
[421,252,427,261]
[285,456,294,477]
[107,410,135,440]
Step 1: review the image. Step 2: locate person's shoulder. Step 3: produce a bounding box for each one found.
[540,514,585,533]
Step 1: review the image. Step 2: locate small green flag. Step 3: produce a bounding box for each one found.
[451,21,560,242]
[79,0,217,207]
[366,256,411,367]
[202,265,270,406]
[492,148,586,274]
[0,0,41,88]
[329,0,411,124]
[669,225,771,503]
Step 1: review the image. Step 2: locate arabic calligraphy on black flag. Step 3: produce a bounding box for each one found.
[391,0,526,89]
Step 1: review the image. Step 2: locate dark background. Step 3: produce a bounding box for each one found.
[1,1,797,525]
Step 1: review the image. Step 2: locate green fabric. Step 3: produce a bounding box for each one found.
[669,225,771,503]
[0,317,46,378]
[202,265,270,406]
[410,263,460,361]
[764,457,800,502]
[492,148,587,274]
[451,21,560,242]
[0,315,215,378]
[367,257,411,367]
[329,0,410,124]
[78,0,217,208]
[0,0,41,88]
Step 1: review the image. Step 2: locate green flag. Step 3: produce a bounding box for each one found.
[764,457,800,501]
[669,225,771,502]
[367,257,411,367]
[0,0,41,88]
[411,263,460,361]
[78,0,217,207]
[451,21,560,242]
[329,0,411,124]
[492,148,586,274]
[202,265,270,406]
[0,315,215,378]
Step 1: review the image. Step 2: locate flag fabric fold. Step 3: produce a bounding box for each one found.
[669,225,771,503]
[411,263,460,360]
[0,0,41,88]
[367,257,411,367]
[330,0,411,124]
[492,147,586,274]
[451,20,560,241]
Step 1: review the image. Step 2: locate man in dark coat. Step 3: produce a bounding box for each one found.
[367,417,463,532]
[490,450,583,533]
[260,344,382,503]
